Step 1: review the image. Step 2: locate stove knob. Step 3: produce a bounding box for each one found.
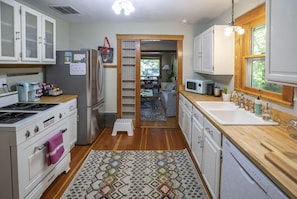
[34,126,39,133]
[25,130,30,138]
[59,113,62,119]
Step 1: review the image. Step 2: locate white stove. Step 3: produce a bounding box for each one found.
[0,91,76,199]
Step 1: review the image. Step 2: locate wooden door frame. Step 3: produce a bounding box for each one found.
[117,34,184,127]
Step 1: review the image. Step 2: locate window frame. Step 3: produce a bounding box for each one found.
[234,4,293,106]
[140,55,162,77]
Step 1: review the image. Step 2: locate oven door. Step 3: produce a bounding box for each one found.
[12,118,70,198]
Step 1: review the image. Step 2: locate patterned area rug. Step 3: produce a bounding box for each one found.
[62,150,209,199]
[141,99,166,121]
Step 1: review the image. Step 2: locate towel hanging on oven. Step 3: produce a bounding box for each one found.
[46,131,65,166]
[98,36,113,63]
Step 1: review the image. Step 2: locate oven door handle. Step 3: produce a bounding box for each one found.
[34,128,68,153]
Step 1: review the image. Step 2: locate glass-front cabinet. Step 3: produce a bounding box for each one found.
[21,6,41,62]
[0,0,56,64]
[0,0,20,61]
[42,15,56,62]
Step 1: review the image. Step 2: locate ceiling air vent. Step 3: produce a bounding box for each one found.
[50,6,80,15]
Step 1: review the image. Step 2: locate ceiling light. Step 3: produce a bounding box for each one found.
[112,0,135,16]
[224,0,245,36]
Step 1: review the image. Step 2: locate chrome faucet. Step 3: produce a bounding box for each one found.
[239,94,245,108]
[231,91,239,106]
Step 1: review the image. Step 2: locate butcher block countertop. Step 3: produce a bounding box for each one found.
[180,90,297,199]
[40,95,78,103]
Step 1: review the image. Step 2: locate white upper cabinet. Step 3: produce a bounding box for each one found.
[193,25,234,75]
[21,6,42,62]
[0,1,56,64]
[266,0,297,86]
[41,15,56,62]
[193,34,202,72]
[0,0,21,62]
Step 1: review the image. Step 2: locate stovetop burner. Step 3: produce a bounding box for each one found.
[0,112,37,124]
[0,103,58,111]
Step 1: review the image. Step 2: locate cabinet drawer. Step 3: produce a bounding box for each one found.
[204,118,221,146]
[192,107,204,126]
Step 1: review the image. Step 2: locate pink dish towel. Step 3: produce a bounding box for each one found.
[46,131,64,166]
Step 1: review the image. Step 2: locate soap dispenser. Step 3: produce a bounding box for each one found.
[262,103,272,121]
[254,96,262,116]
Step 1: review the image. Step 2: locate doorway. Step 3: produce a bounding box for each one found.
[116,34,184,128]
[140,40,177,127]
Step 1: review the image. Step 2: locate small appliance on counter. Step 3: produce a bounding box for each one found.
[16,82,42,102]
[185,78,214,94]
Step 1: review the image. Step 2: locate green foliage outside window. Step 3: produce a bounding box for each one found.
[140,58,160,77]
[246,24,282,93]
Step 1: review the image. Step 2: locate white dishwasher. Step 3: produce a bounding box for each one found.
[221,136,288,199]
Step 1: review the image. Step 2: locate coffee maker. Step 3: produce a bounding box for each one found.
[16,82,41,102]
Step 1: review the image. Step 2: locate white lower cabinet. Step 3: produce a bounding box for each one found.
[63,98,78,150]
[183,99,193,147]
[191,107,204,170]
[179,95,222,199]
[202,117,221,199]
[178,94,185,133]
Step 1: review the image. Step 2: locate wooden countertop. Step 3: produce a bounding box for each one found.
[39,95,78,103]
[180,90,297,199]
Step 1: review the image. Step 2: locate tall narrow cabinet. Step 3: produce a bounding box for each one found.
[120,40,137,119]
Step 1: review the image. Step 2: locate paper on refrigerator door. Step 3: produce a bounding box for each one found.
[70,63,86,75]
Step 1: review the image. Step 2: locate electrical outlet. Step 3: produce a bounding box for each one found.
[0,78,7,88]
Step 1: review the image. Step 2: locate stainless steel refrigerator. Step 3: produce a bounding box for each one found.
[46,49,104,145]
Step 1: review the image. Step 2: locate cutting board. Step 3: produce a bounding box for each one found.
[261,141,297,183]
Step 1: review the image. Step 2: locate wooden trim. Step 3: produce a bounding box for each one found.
[234,3,294,106]
[104,65,117,68]
[116,34,184,41]
[135,40,141,127]
[116,34,183,127]
[116,38,122,118]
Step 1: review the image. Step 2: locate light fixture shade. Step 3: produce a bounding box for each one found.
[112,0,135,15]
[225,0,244,36]
[162,65,170,70]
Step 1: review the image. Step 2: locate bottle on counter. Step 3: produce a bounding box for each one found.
[262,103,272,121]
[254,96,262,116]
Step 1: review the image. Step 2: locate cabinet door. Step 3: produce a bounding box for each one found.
[178,100,184,132]
[68,109,77,149]
[0,0,20,62]
[201,27,213,74]
[191,118,204,170]
[266,0,297,86]
[21,6,41,62]
[202,133,221,199]
[193,35,202,72]
[183,107,192,147]
[41,15,56,62]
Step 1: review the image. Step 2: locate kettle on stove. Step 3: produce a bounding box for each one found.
[16,82,41,102]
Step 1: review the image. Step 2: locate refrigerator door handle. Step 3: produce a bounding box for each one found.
[97,54,104,99]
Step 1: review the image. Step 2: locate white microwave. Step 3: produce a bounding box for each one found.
[185,79,213,94]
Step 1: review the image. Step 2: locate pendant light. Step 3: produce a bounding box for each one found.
[224,0,245,36]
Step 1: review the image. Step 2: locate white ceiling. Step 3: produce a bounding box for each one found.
[17,0,239,24]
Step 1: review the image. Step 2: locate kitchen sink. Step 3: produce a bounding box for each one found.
[196,101,278,126]
[195,101,237,110]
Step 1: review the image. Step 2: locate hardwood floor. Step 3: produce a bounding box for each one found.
[41,121,206,199]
